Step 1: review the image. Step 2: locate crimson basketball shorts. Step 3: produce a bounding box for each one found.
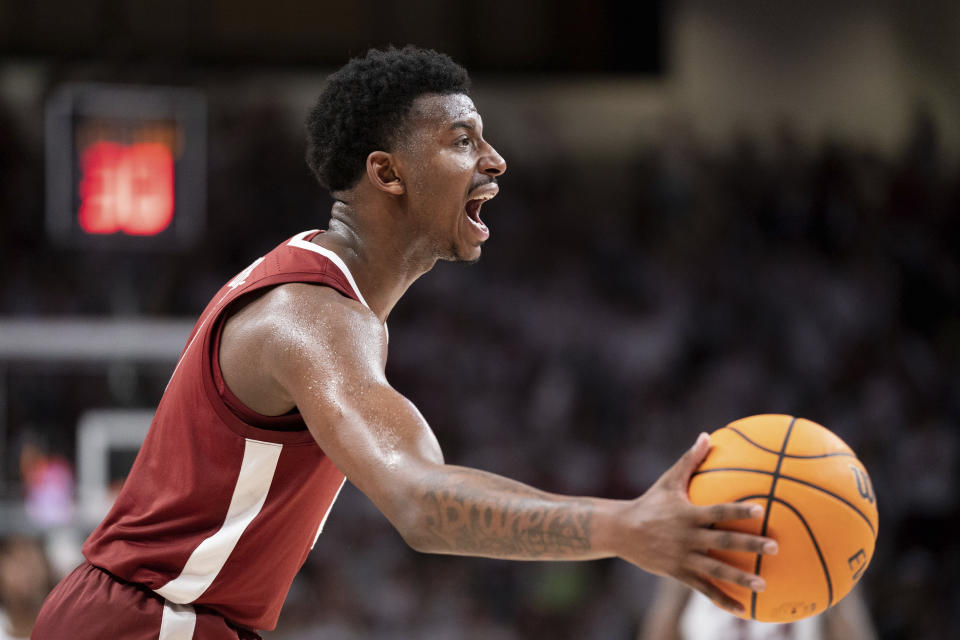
[33,562,262,640]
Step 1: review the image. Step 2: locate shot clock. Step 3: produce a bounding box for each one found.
[45,83,206,249]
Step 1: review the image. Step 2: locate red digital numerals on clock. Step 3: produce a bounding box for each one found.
[78,141,175,236]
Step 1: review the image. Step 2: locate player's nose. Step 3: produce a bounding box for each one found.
[480,141,506,177]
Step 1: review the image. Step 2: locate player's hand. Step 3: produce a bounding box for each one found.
[623,433,778,614]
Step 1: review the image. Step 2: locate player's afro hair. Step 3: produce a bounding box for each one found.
[305,45,471,193]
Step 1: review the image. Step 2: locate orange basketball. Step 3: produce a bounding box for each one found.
[688,414,878,623]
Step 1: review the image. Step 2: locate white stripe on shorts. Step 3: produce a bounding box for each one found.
[159,601,196,640]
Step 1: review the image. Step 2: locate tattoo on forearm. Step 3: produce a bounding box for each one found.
[420,475,593,558]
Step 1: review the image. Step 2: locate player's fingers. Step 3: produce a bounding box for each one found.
[689,553,766,593]
[661,433,711,489]
[693,529,779,556]
[693,501,765,525]
[682,573,745,615]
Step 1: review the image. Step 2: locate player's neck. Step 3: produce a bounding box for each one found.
[316,202,436,322]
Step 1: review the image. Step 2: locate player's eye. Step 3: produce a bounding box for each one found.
[455,136,471,148]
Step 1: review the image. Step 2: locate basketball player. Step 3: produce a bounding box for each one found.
[33,47,779,639]
[640,579,877,640]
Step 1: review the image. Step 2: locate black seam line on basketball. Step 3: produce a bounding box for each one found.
[690,467,877,540]
[735,495,834,610]
[751,416,797,621]
[692,468,876,538]
[726,427,856,460]
[780,475,876,538]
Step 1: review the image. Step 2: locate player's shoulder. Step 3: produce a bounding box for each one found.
[257,282,384,347]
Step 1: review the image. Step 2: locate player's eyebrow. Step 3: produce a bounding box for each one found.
[450,120,477,132]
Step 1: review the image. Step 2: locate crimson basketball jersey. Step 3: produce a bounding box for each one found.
[83,230,372,631]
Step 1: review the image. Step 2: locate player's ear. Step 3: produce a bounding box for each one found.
[366,151,405,196]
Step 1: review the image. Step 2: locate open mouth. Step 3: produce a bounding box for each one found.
[464,187,497,237]
[465,197,487,225]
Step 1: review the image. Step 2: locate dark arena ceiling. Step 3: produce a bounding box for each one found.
[0,0,663,74]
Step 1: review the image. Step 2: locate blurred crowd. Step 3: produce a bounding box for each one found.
[0,90,957,639]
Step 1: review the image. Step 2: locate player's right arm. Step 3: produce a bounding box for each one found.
[253,283,777,614]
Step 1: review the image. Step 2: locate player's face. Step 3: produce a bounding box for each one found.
[397,93,507,263]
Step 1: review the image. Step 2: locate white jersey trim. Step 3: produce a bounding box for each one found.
[159,601,197,640]
[155,438,283,603]
[311,477,347,550]
[288,230,370,309]
[287,230,389,342]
